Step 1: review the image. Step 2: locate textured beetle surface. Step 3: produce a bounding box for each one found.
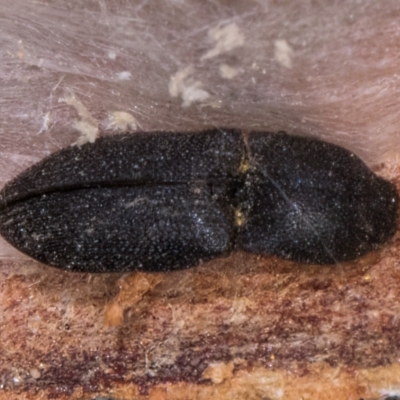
[0,129,397,272]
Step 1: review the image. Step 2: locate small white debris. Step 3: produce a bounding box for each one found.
[36,112,51,135]
[106,111,138,132]
[30,368,41,380]
[61,94,99,145]
[274,39,294,69]
[181,83,210,107]
[73,121,99,145]
[219,64,240,79]
[202,23,245,60]
[168,66,194,98]
[12,374,22,386]
[168,66,210,107]
[62,94,98,126]
[108,50,117,60]
[116,71,131,81]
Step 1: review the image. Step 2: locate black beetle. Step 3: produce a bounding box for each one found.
[0,129,397,272]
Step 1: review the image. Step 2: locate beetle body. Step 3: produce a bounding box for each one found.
[0,129,397,272]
